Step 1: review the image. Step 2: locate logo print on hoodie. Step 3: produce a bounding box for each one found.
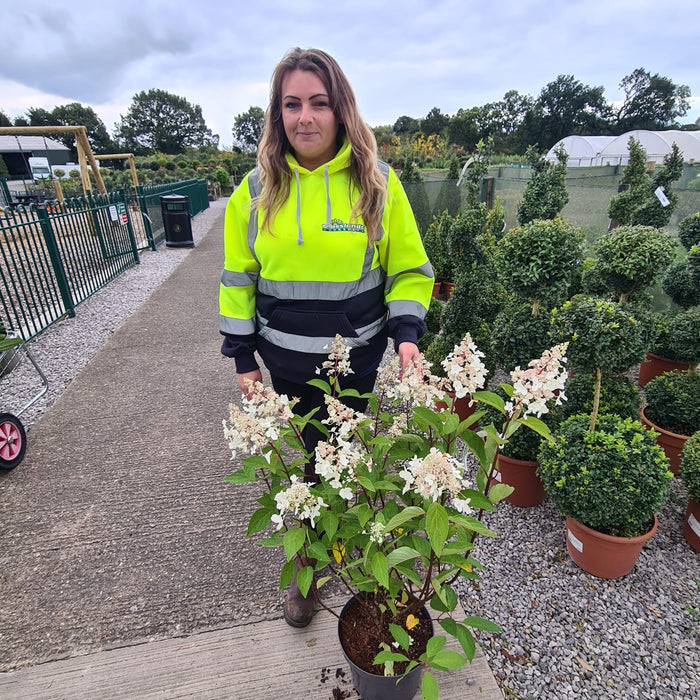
[322,218,365,233]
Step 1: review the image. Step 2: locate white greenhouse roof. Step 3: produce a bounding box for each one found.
[545,136,616,166]
[547,130,700,166]
[0,135,70,153]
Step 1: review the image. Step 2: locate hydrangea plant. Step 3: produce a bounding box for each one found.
[223,334,568,699]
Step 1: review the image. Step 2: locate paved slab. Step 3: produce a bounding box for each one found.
[0,200,503,699]
[0,600,502,699]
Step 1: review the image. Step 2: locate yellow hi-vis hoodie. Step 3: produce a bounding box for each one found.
[219,141,434,383]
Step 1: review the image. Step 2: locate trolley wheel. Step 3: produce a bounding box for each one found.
[0,413,26,470]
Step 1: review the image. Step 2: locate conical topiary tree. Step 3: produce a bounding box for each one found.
[399,153,431,235]
[432,156,461,218]
[516,144,569,225]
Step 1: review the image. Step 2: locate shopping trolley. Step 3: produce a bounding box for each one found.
[0,330,48,470]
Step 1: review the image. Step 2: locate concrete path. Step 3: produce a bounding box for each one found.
[0,203,503,699]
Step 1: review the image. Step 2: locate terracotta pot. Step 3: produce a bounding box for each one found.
[338,596,432,700]
[491,453,546,507]
[442,282,455,301]
[637,352,689,388]
[565,515,657,579]
[432,281,442,299]
[682,498,700,552]
[640,407,689,475]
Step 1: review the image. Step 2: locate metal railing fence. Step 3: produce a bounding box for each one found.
[1,189,140,340]
[1,179,210,341]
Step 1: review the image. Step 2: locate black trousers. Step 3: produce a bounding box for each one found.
[271,371,377,481]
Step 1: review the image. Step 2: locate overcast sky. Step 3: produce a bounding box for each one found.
[2,0,699,149]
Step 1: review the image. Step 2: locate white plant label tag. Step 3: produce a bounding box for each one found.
[568,528,584,553]
[689,512,700,538]
[655,186,670,207]
[493,470,502,483]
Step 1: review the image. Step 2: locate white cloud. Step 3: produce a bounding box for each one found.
[1,0,698,141]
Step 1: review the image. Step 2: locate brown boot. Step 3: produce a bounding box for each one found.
[283,555,316,628]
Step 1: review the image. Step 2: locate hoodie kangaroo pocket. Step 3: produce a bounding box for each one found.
[260,308,367,346]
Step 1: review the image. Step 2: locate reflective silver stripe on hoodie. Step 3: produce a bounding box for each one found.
[221,269,259,287]
[385,260,434,290]
[257,267,385,300]
[219,315,256,335]
[387,299,428,320]
[257,314,387,353]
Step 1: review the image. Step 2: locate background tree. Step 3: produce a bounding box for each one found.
[448,107,480,152]
[529,75,611,149]
[421,106,449,137]
[232,106,264,153]
[115,89,218,155]
[614,68,690,132]
[476,90,534,154]
[0,110,11,127]
[393,115,420,137]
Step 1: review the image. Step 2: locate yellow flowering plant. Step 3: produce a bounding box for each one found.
[223,333,568,699]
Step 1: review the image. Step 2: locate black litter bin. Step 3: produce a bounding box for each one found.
[160,194,194,248]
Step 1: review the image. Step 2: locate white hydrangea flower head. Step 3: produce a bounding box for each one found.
[314,440,363,497]
[322,395,366,440]
[271,475,327,530]
[441,333,488,399]
[399,447,472,503]
[318,334,354,377]
[364,521,388,544]
[223,380,296,457]
[379,355,445,408]
[510,343,569,418]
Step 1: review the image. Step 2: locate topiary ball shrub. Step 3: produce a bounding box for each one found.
[644,370,700,437]
[680,431,700,502]
[538,414,672,537]
[550,296,646,376]
[496,217,583,310]
[560,372,642,422]
[491,303,553,373]
[678,213,700,252]
[594,225,677,303]
[661,260,700,310]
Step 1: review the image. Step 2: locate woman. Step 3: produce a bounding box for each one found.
[219,47,433,627]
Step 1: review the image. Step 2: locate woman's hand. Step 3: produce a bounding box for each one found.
[398,342,420,372]
[237,369,263,397]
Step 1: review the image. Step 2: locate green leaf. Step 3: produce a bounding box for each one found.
[430,584,458,613]
[357,476,376,493]
[279,558,296,590]
[426,501,449,555]
[449,513,498,538]
[384,506,425,532]
[422,671,439,700]
[374,650,409,665]
[283,527,306,561]
[307,541,331,564]
[321,510,338,540]
[385,546,422,568]
[389,623,411,651]
[297,565,313,597]
[425,635,446,658]
[306,378,331,393]
[518,415,552,441]
[371,551,389,589]
[461,430,487,466]
[431,650,467,670]
[439,618,476,661]
[463,615,502,632]
[488,482,515,503]
[246,507,273,536]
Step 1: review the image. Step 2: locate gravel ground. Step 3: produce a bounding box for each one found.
[2,195,699,698]
[458,444,699,699]
[0,199,227,430]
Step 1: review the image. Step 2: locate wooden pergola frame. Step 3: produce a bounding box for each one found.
[94,153,139,187]
[0,125,107,196]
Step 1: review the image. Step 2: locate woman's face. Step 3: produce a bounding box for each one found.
[281,69,339,171]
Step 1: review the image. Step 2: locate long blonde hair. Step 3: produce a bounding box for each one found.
[257,48,387,242]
